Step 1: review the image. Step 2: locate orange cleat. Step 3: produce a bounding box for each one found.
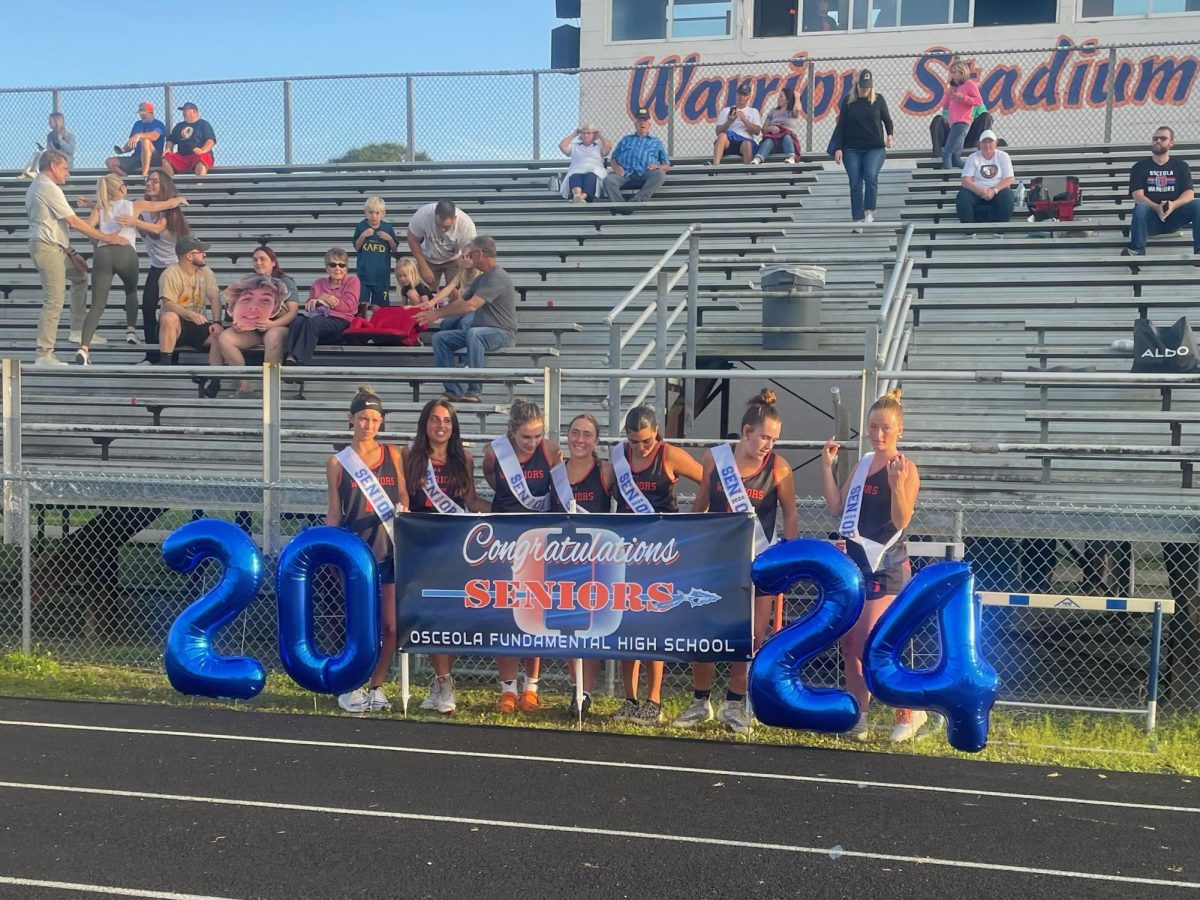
[518,690,540,713]
[496,692,519,714]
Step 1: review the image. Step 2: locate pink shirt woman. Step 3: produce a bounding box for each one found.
[284,248,360,365]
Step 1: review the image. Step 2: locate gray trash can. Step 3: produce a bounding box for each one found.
[759,264,826,351]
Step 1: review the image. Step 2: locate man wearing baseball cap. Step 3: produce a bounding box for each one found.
[157,235,223,369]
[712,80,762,166]
[104,101,166,178]
[956,129,1016,225]
[163,102,217,177]
[602,106,671,203]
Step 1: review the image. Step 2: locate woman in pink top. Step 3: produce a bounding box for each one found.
[940,60,983,170]
[285,247,360,365]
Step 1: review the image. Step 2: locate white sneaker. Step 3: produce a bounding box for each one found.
[73,347,89,366]
[125,331,138,344]
[671,697,715,728]
[784,154,797,164]
[419,677,442,710]
[68,330,81,343]
[750,157,763,165]
[368,686,391,711]
[851,220,864,234]
[864,212,875,224]
[889,709,928,743]
[435,675,457,715]
[34,353,67,367]
[847,712,870,742]
[716,700,751,734]
[337,686,371,713]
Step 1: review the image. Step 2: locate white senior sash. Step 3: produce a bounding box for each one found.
[839,452,903,572]
[336,445,399,547]
[712,442,771,558]
[549,462,579,513]
[491,435,552,512]
[610,440,656,514]
[424,460,468,515]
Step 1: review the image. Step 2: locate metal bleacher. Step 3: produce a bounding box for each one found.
[893,142,1200,503]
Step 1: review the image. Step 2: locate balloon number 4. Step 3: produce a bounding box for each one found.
[163,520,383,701]
[748,538,999,753]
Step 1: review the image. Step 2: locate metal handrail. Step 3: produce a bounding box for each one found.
[604,226,695,326]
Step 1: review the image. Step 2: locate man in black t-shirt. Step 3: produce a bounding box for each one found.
[162,102,217,177]
[1124,126,1200,255]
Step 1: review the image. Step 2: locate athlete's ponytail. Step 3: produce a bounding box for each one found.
[624,404,658,434]
[741,388,780,432]
[869,387,903,425]
[507,398,543,437]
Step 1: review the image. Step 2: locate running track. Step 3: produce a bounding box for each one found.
[0,697,1196,899]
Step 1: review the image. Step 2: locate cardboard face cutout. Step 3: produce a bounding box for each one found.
[231,287,280,331]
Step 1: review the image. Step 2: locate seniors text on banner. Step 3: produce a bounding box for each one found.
[397,513,754,662]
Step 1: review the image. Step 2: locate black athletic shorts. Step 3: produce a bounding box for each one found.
[177,318,213,350]
[847,541,911,601]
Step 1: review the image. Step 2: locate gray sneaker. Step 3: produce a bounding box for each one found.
[716,700,751,734]
[671,697,714,728]
[628,701,663,725]
[419,677,441,711]
[610,698,640,722]
[337,686,370,713]
[434,676,457,715]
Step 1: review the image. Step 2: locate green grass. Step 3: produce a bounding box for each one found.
[2,652,1198,776]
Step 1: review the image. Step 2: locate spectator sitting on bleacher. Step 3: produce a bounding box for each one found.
[415,236,517,403]
[105,101,165,178]
[1122,126,1200,257]
[558,124,612,203]
[753,88,802,165]
[602,108,671,203]
[162,102,216,178]
[21,112,76,179]
[406,199,476,292]
[354,196,398,315]
[157,236,223,384]
[396,256,435,308]
[284,248,360,366]
[955,130,1014,225]
[26,150,123,367]
[219,274,297,398]
[712,81,762,167]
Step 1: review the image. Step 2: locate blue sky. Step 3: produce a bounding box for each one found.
[0,2,575,167]
[0,2,563,86]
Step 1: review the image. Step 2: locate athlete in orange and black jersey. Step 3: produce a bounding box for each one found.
[569,461,611,513]
[843,466,908,583]
[706,450,781,540]
[613,441,678,513]
[335,444,403,572]
[490,440,554,512]
[408,457,469,512]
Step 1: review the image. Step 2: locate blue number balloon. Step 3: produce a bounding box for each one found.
[276,526,382,696]
[864,561,999,753]
[162,519,266,700]
[749,539,865,733]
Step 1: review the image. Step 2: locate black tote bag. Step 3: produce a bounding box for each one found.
[1131,317,1200,372]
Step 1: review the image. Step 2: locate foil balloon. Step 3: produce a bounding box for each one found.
[864,561,1000,753]
[749,538,865,733]
[276,526,381,696]
[162,519,267,700]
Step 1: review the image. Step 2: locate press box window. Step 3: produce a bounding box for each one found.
[611,0,667,40]
[1080,0,1200,15]
[975,0,1056,24]
[611,0,732,40]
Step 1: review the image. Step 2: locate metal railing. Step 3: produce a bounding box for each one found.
[604,222,915,435]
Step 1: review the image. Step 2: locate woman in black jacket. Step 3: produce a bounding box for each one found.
[831,69,895,227]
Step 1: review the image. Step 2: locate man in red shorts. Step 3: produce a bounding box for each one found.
[162,103,216,177]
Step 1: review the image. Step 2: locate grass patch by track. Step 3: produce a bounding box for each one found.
[2,651,1198,776]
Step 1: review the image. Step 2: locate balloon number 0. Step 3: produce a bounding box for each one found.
[163,520,382,701]
[749,538,999,752]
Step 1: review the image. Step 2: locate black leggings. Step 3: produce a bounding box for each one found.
[142,265,164,363]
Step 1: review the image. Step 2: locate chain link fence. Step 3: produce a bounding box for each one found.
[2,40,1198,169]
[2,472,1194,719]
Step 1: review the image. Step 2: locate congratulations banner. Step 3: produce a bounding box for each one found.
[396,513,754,662]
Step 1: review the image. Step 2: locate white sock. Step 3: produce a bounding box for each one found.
[436,674,451,686]
[523,677,539,694]
[499,679,517,695]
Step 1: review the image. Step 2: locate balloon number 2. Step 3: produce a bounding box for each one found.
[163,520,382,702]
[748,538,999,753]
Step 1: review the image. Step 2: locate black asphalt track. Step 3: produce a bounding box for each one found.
[0,697,1196,899]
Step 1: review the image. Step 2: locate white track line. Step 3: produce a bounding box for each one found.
[1,718,1196,816]
[2,780,1197,891]
[0,875,240,899]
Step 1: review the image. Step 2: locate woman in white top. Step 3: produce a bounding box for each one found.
[79,173,186,364]
[558,124,612,203]
[121,169,190,361]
